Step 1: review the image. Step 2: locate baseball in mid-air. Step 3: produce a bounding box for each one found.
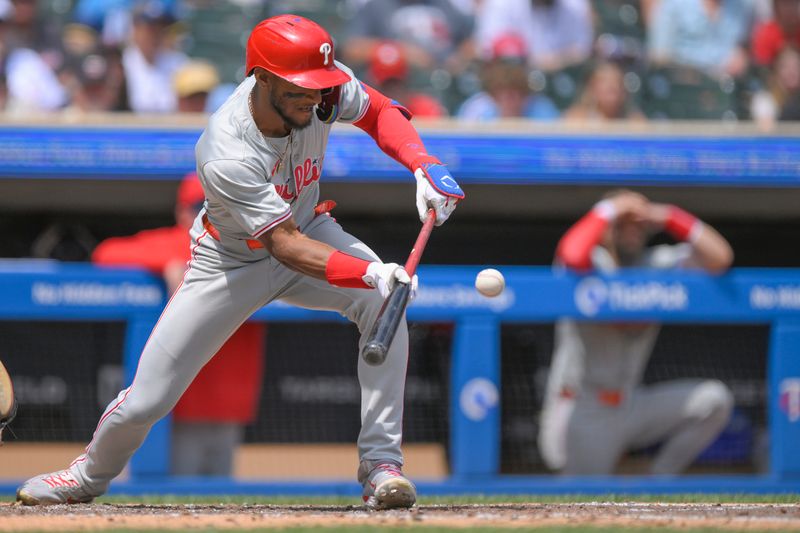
[475,268,505,297]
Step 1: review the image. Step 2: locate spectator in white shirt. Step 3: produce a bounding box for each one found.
[473,0,594,72]
[122,0,186,113]
[0,0,67,113]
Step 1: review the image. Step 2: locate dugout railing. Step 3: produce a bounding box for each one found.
[0,260,799,496]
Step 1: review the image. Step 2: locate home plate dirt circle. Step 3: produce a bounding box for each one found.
[1,502,800,530]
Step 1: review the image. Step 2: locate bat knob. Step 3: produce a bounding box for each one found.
[362,342,388,366]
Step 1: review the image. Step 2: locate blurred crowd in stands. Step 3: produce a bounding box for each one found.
[0,0,799,128]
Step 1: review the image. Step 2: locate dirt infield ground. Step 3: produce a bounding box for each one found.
[1,502,800,531]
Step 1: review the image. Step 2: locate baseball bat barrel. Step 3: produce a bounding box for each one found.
[361,282,411,366]
[361,210,436,366]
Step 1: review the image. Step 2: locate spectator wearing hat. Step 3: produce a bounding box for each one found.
[342,0,475,75]
[92,173,265,477]
[5,0,63,61]
[367,41,448,118]
[172,59,220,113]
[473,0,594,72]
[752,0,800,67]
[121,0,187,113]
[457,33,559,120]
[74,0,181,47]
[62,46,128,112]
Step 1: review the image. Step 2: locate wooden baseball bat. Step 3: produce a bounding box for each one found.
[361,209,436,366]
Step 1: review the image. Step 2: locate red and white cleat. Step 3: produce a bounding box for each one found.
[358,461,417,510]
[16,469,95,505]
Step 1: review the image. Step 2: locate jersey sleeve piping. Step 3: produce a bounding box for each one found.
[252,206,293,238]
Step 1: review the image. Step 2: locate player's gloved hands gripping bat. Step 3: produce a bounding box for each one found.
[361,163,463,365]
[414,162,465,226]
[0,360,17,444]
[362,262,418,300]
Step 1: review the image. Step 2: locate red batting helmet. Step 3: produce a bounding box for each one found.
[246,14,351,90]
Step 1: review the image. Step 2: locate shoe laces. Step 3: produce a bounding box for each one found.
[41,470,81,489]
[376,463,403,477]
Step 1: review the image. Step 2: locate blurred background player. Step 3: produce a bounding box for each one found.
[92,173,264,476]
[538,190,735,475]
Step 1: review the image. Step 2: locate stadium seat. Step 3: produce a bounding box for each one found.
[540,62,592,111]
[593,0,646,63]
[181,3,271,83]
[642,66,740,120]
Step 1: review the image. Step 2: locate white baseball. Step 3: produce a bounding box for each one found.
[475,268,505,297]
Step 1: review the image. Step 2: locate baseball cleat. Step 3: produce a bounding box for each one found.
[359,461,417,510]
[16,469,95,505]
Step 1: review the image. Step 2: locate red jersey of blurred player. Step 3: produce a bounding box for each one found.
[368,41,448,118]
[92,173,264,475]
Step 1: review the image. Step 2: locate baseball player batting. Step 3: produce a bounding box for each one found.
[538,190,735,475]
[17,14,463,510]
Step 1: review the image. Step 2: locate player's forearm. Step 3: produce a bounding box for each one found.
[260,221,372,286]
[556,202,614,270]
[263,229,336,280]
[689,223,734,273]
[663,206,733,273]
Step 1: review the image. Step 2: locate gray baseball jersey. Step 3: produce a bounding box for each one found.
[538,243,733,474]
[549,243,693,396]
[196,61,368,248]
[68,62,412,494]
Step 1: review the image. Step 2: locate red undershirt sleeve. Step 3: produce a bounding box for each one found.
[556,205,613,271]
[353,82,440,172]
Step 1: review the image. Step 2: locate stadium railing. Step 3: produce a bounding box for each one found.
[0,119,798,187]
[0,261,799,495]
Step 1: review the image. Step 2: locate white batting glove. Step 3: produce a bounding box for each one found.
[414,163,464,226]
[363,262,418,300]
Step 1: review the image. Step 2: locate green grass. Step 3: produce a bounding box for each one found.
[2,493,798,505]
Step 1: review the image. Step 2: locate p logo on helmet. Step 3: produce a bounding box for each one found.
[246,14,351,90]
[319,42,332,66]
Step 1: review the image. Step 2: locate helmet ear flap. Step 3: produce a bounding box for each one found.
[316,85,342,123]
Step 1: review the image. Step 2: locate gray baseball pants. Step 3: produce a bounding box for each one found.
[540,379,734,475]
[70,214,408,494]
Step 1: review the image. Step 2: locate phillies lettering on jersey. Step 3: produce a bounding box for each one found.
[275,157,324,202]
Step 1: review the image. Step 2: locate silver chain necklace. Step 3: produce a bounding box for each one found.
[249,88,293,177]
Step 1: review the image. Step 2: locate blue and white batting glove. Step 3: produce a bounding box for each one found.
[414,162,464,226]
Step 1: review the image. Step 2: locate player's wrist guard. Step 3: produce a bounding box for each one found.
[665,205,702,242]
[592,199,617,220]
[412,159,465,200]
[325,251,371,289]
